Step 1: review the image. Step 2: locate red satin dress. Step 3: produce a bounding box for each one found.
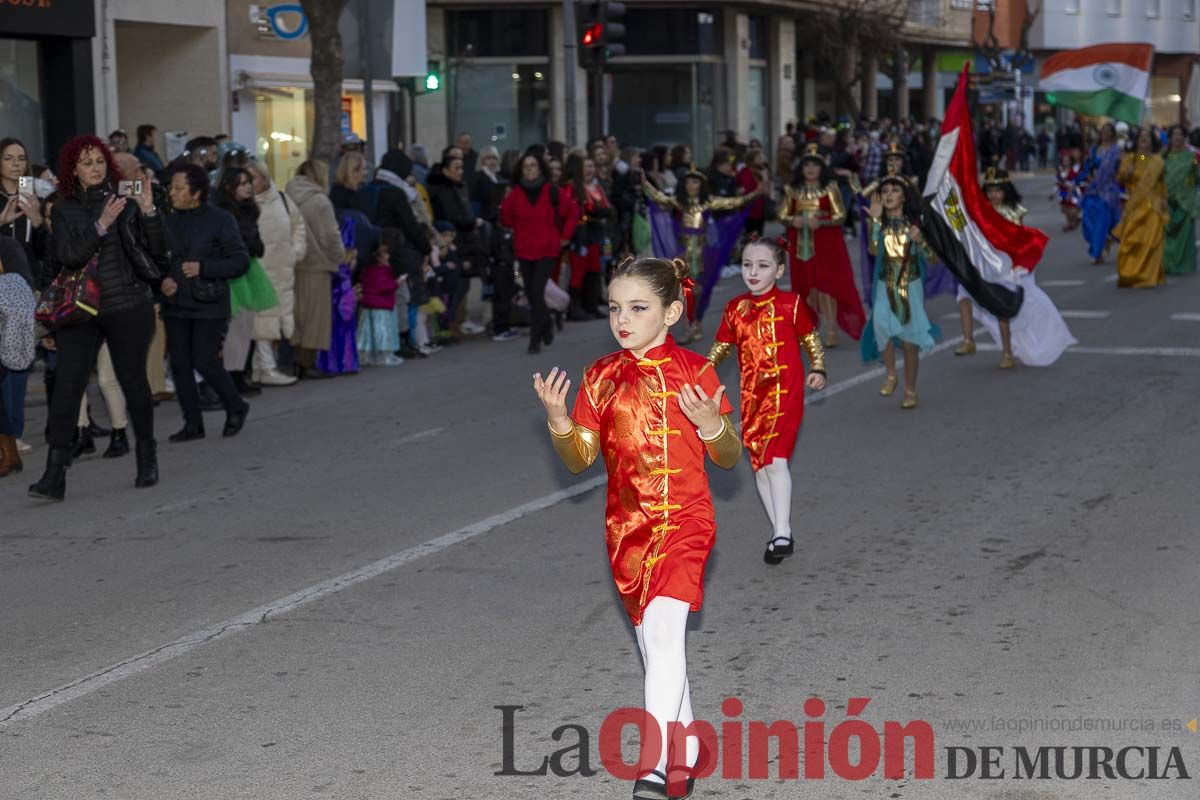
[782,183,866,340]
[572,336,734,625]
[713,287,816,471]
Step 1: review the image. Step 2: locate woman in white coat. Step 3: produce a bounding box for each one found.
[247,159,306,385]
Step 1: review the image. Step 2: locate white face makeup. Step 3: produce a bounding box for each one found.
[608,275,682,356]
[740,243,786,296]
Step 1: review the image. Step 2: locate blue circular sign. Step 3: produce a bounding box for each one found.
[267,4,308,40]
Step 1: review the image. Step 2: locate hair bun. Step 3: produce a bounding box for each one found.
[670,257,690,282]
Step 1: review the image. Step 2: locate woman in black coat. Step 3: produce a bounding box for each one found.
[29,135,168,502]
[159,163,250,443]
[214,167,266,395]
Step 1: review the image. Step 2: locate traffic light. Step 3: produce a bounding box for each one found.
[577,1,625,67]
[601,1,625,60]
[420,61,441,94]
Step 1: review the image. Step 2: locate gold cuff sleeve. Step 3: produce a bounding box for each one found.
[776,187,795,225]
[801,331,826,375]
[866,216,881,256]
[642,180,676,209]
[708,192,755,212]
[548,419,601,474]
[705,341,734,371]
[826,185,847,224]
[698,414,741,470]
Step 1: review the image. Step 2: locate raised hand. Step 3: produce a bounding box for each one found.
[97,195,127,230]
[532,367,572,433]
[0,195,23,226]
[678,382,725,439]
[868,194,883,219]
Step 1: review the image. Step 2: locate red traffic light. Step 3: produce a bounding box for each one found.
[582,22,602,47]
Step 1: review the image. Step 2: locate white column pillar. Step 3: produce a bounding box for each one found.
[724,10,750,139]
[921,46,938,122]
[862,51,879,119]
[415,7,448,156]
[769,18,796,139]
[894,46,910,121]
[801,51,817,122]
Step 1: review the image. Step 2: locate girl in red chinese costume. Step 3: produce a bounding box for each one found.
[703,237,826,565]
[778,143,865,348]
[532,256,741,800]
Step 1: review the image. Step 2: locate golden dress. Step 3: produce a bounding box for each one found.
[1115,152,1167,288]
[548,336,740,625]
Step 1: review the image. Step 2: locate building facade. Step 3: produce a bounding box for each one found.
[417,0,974,163]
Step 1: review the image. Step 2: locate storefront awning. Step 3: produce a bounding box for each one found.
[235,70,401,93]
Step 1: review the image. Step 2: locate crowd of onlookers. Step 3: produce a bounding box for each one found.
[5,107,1186,499]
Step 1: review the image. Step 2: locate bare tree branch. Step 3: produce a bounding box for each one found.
[807,0,910,119]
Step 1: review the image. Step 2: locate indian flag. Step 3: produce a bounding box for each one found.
[1039,43,1153,124]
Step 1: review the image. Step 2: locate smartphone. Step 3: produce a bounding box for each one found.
[17,176,33,193]
[117,180,143,197]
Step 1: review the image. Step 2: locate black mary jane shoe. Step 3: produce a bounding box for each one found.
[632,770,670,800]
[763,536,794,565]
[168,423,206,444]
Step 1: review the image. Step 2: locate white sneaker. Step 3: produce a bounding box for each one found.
[380,354,405,366]
[460,321,486,335]
[418,344,442,355]
[15,439,32,454]
[257,368,297,387]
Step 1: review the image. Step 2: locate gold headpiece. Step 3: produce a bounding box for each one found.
[982,167,1007,187]
[798,142,827,166]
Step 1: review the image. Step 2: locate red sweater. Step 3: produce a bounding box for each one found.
[499,183,579,261]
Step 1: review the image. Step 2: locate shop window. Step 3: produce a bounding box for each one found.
[0,39,43,161]
[255,87,313,188]
[451,64,550,154]
[1148,76,1180,128]
[748,16,767,60]
[748,66,767,145]
[447,10,548,58]
[622,10,721,56]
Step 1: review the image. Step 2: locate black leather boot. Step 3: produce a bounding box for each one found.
[567,288,589,321]
[102,427,130,458]
[134,439,158,488]
[28,446,71,502]
[69,425,95,461]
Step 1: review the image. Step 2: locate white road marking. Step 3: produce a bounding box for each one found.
[395,427,444,445]
[976,344,1200,357]
[1169,313,1200,322]
[0,337,970,726]
[1059,310,1111,319]
[1039,279,1086,287]
[1103,274,1119,283]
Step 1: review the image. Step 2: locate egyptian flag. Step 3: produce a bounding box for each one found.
[921,66,1047,320]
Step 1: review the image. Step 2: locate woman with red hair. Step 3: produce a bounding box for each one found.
[28,135,167,501]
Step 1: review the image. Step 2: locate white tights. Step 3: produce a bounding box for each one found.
[634,596,696,783]
[753,457,793,540]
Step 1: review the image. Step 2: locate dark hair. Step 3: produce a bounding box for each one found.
[168,162,210,203]
[440,156,464,176]
[547,140,566,162]
[0,138,32,177]
[640,150,660,174]
[136,124,156,145]
[57,135,123,202]
[512,152,549,185]
[740,237,787,269]
[525,143,548,162]
[668,143,690,168]
[984,171,1022,206]
[707,145,734,172]
[500,148,522,178]
[1136,126,1162,153]
[675,170,710,205]
[878,176,924,220]
[109,129,128,141]
[611,256,689,311]
[792,154,832,187]
[563,152,588,197]
[184,136,216,153]
[214,167,257,219]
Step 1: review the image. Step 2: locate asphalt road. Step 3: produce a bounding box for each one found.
[2,174,1199,799]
